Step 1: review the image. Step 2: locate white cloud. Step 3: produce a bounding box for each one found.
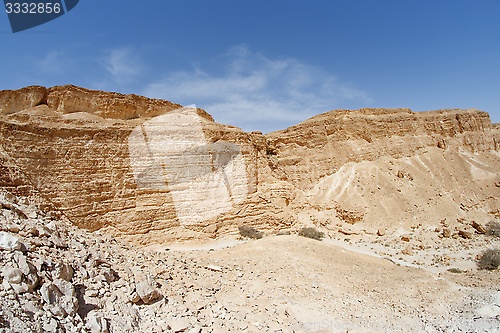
[38,50,70,74]
[142,46,372,133]
[104,48,143,83]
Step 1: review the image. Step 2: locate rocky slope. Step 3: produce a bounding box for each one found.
[1,85,499,245]
[1,190,499,333]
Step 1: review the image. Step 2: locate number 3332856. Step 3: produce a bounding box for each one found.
[5,2,62,14]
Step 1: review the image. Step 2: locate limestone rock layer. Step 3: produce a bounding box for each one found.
[0,85,499,244]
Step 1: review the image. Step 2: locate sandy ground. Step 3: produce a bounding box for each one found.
[149,234,500,332]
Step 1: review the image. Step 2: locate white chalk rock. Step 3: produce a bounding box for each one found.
[85,311,109,333]
[1,265,23,284]
[0,231,21,251]
[136,280,161,304]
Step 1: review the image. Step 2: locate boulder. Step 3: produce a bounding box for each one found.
[136,280,162,304]
[13,253,39,291]
[1,265,22,284]
[0,232,21,251]
[471,221,487,234]
[459,229,473,239]
[85,311,109,333]
[40,279,78,317]
[169,317,190,333]
[14,253,29,274]
[53,262,74,282]
[401,235,411,242]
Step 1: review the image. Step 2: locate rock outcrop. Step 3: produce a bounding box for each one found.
[0,86,47,116]
[266,108,497,189]
[266,108,500,231]
[0,85,499,244]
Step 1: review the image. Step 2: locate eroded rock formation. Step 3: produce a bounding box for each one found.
[0,85,499,244]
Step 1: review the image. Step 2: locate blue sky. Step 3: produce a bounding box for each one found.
[1,0,499,132]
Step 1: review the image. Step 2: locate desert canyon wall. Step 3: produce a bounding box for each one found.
[1,85,499,244]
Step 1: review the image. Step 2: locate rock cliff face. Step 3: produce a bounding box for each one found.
[267,108,496,189]
[267,108,500,232]
[0,85,499,244]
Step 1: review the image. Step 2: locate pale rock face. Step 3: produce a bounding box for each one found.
[267,108,500,232]
[128,106,249,226]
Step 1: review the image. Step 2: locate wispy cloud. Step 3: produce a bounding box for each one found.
[103,47,144,83]
[38,50,71,74]
[14,45,372,133]
[142,45,372,132]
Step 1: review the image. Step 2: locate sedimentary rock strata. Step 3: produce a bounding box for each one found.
[0,85,499,244]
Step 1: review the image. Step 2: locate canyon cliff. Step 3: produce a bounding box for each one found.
[1,85,499,244]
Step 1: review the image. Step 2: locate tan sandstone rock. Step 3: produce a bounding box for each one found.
[0,85,499,244]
